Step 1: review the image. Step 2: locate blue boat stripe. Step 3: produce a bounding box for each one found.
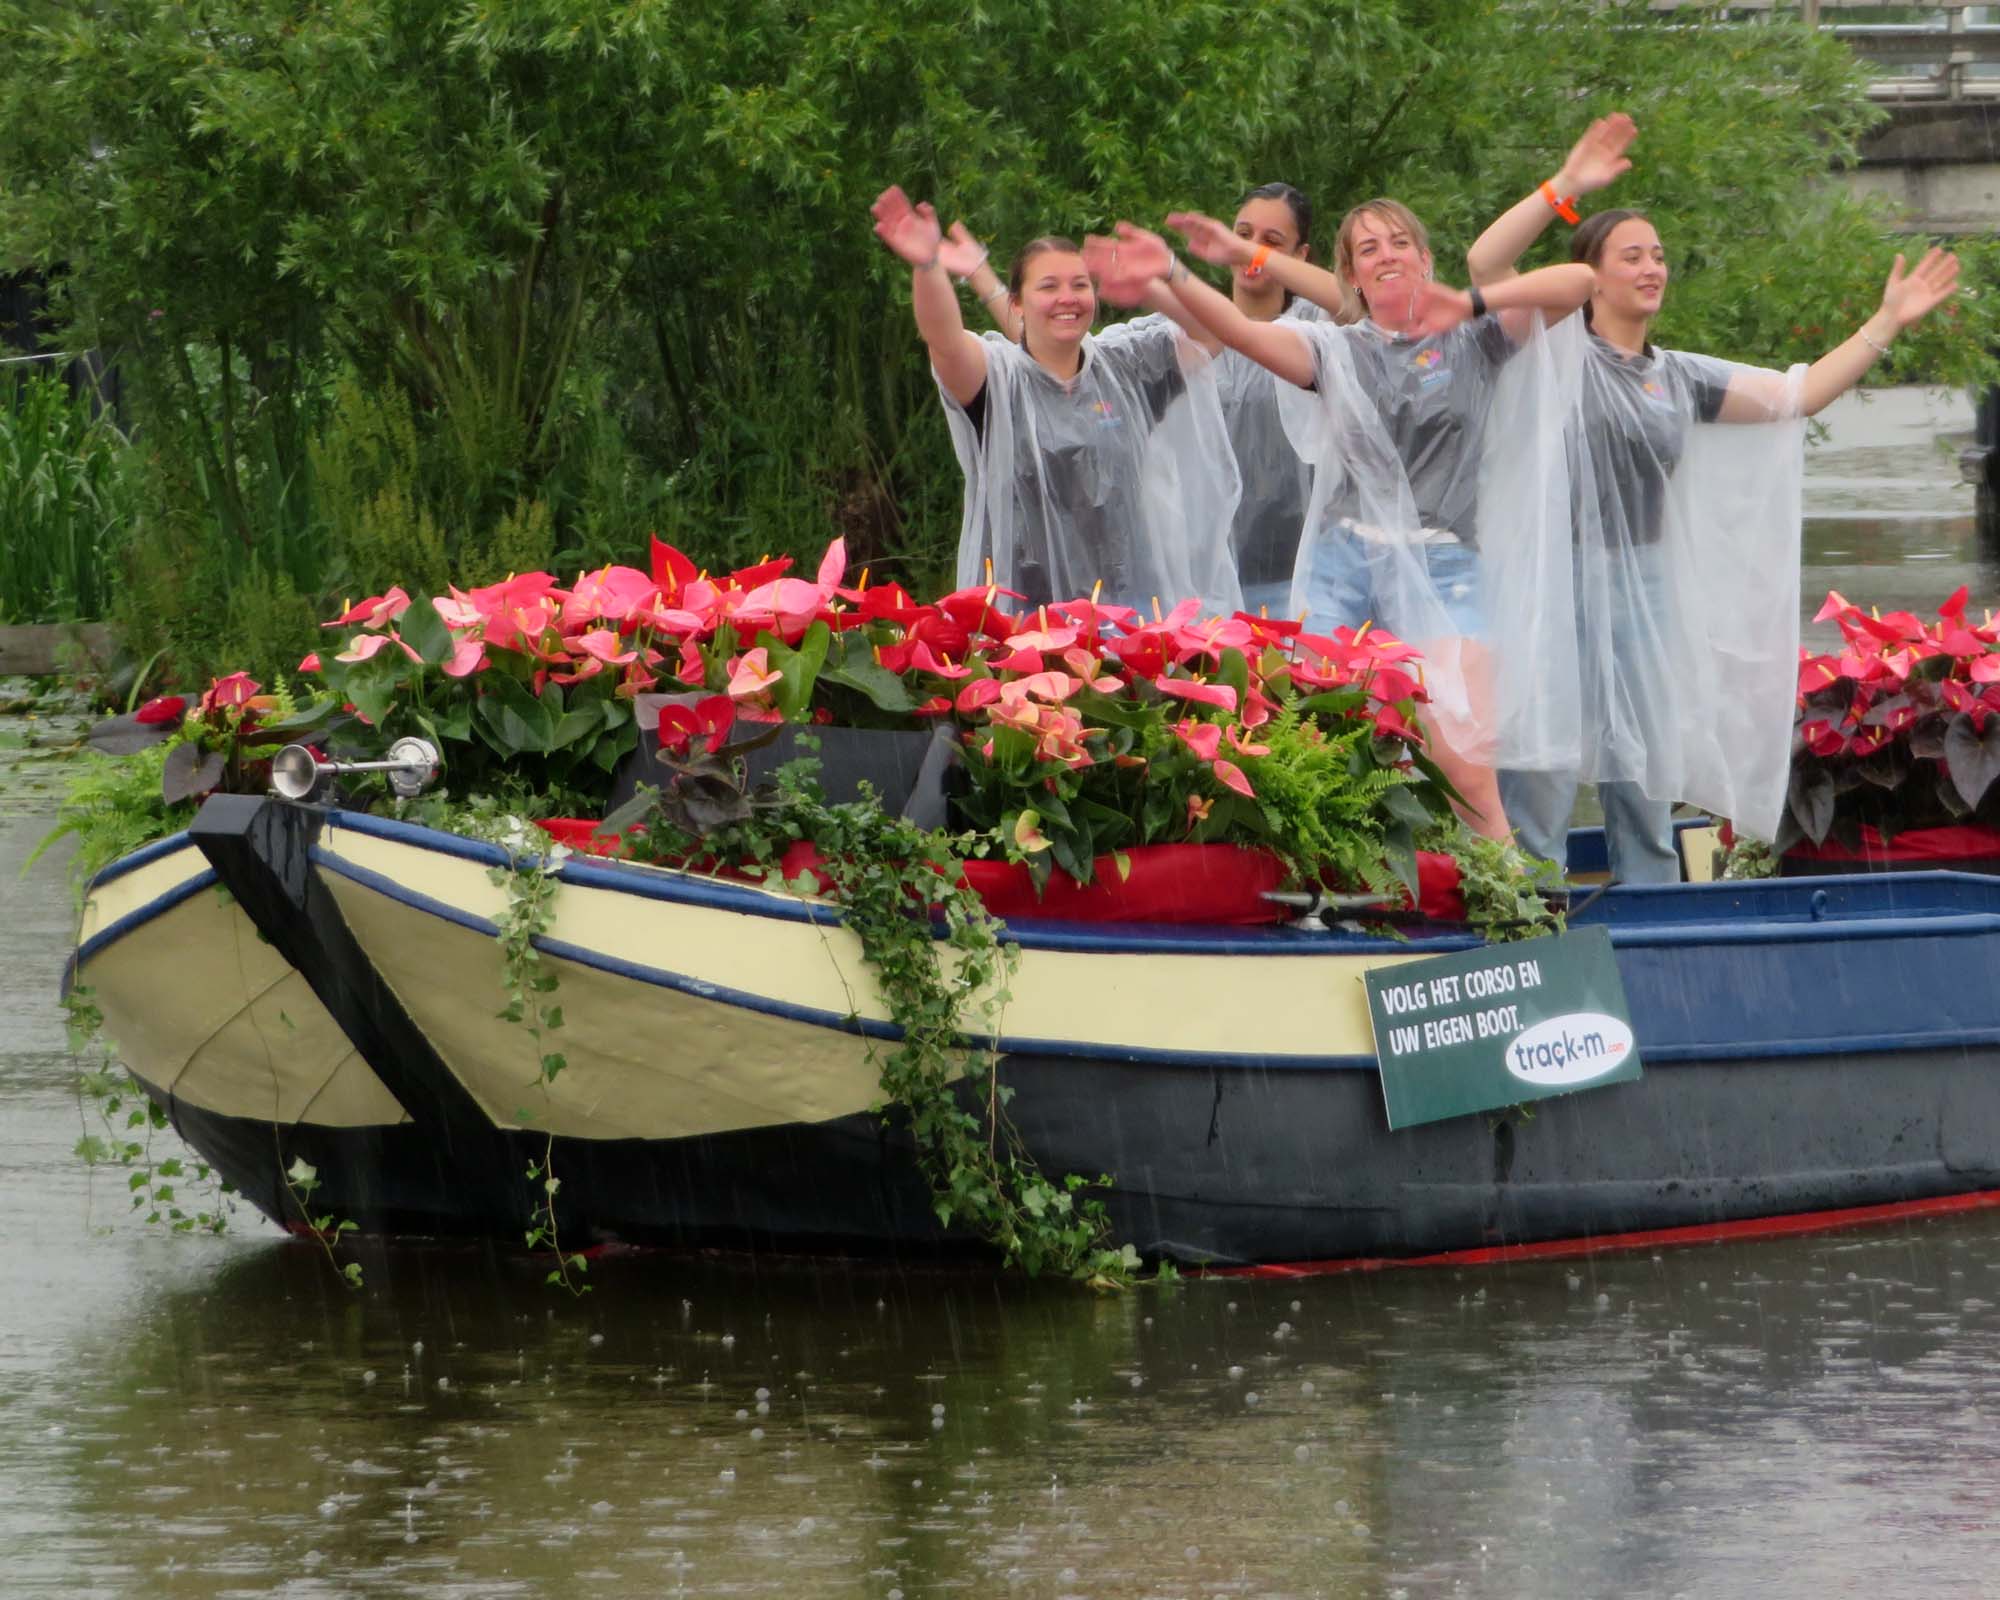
[313,847,1394,1066]
[74,867,220,969]
[85,830,195,890]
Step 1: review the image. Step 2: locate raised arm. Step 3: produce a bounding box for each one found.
[1404,264,1597,339]
[942,221,1022,341]
[1091,223,1313,386]
[872,186,988,407]
[1720,246,1962,422]
[1168,209,1350,317]
[1466,113,1636,287]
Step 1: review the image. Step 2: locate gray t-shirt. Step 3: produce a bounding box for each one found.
[1328,317,1514,547]
[1571,335,1730,546]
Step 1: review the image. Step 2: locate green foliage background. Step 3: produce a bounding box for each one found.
[0,0,1990,680]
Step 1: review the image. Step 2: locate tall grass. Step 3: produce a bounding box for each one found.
[0,368,132,624]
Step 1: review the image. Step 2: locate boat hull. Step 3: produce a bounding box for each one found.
[71,796,2000,1267]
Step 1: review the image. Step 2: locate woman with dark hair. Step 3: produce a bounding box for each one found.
[1460,121,1961,874]
[871,185,1240,615]
[950,182,1330,613]
[1087,178,1603,839]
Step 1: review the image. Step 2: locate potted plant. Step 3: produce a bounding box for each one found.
[1781,586,2000,873]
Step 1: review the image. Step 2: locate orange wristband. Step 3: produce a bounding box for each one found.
[1246,245,1272,280]
[1539,180,1581,226]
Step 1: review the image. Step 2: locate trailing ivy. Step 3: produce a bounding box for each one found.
[486,818,591,1296]
[1431,827,1568,943]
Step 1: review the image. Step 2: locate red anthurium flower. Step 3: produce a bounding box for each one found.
[656,694,737,756]
[936,583,1023,638]
[1796,652,1843,691]
[649,536,699,596]
[1942,680,1978,715]
[134,694,186,725]
[1153,675,1237,712]
[1051,596,1140,634]
[1173,613,1256,663]
[1847,725,1892,757]
[985,645,1047,675]
[912,695,953,717]
[908,640,971,680]
[321,586,411,630]
[1799,718,1848,757]
[1212,758,1255,798]
[617,663,659,697]
[1172,719,1223,762]
[199,672,263,714]
[1940,585,1971,622]
[297,652,322,674]
[1813,590,1858,624]
[1363,666,1423,706]
[1970,652,2000,685]
[1372,702,1424,743]
[1938,626,1988,659]
[724,555,795,591]
[956,678,1003,714]
[1233,611,1304,644]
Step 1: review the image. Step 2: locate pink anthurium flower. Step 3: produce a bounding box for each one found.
[956,678,1004,714]
[443,636,487,678]
[334,631,420,665]
[1212,758,1255,798]
[297,652,322,674]
[561,565,659,630]
[1226,723,1270,757]
[321,586,412,630]
[1153,675,1238,712]
[726,647,782,699]
[1172,719,1222,762]
[571,628,639,667]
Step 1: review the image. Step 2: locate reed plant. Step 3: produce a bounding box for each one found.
[0,369,133,624]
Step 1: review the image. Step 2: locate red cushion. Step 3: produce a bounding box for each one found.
[1786,822,2000,863]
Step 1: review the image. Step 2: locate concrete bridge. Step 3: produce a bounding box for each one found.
[1656,1,2000,233]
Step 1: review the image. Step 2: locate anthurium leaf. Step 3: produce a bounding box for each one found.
[820,649,916,712]
[86,712,179,755]
[257,696,340,735]
[1215,647,1251,707]
[1381,782,1436,829]
[397,596,454,665]
[1944,713,2000,808]
[160,743,226,805]
[756,621,831,722]
[477,672,556,755]
[1787,766,1836,846]
[1909,716,1950,761]
[1938,768,1974,819]
[1856,742,1909,791]
[1383,820,1420,907]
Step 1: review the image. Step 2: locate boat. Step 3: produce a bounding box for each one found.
[65,790,2000,1268]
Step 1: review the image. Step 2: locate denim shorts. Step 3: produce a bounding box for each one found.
[1298,520,1484,638]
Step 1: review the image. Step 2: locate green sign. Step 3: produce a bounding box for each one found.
[1363,926,1642,1130]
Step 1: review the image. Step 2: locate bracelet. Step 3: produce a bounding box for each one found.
[1539,180,1581,226]
[954,247,990,285]
[916,250,942,272]
[1169,258,1190,285]
[1246,245,1272,281]
[1858,325,1892,358]
[1468,285,1488,320]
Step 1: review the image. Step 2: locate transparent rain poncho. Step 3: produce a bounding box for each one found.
[1275,312,1571,761]
[1215,298,1326,612]
[1500,316,1806,840]
[941,321,1243,617]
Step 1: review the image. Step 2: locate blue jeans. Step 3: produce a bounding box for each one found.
[1500,773,1679,882]
[1299,521,1484,638]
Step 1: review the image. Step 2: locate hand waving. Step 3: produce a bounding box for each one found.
[1166,210,1254,269]
[1084,223,1175,307]
[1558,113,1636,198]
[938,221,989,279]
[1879,246,1961,332]
[1406,281,1475,338]
[872,186,943,267]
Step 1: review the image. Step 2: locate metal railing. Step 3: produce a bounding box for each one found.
[1649,2,2000,101]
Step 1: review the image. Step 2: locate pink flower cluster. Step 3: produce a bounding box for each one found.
[303,535,1434,794]
[1797,587,2000,758]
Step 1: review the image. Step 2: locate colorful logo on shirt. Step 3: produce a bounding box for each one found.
[1411,346,1451,389]
[1091,399,1123,429]
[1640,377,1672,405]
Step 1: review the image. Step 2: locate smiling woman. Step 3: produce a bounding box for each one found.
[869,186,1242,617]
